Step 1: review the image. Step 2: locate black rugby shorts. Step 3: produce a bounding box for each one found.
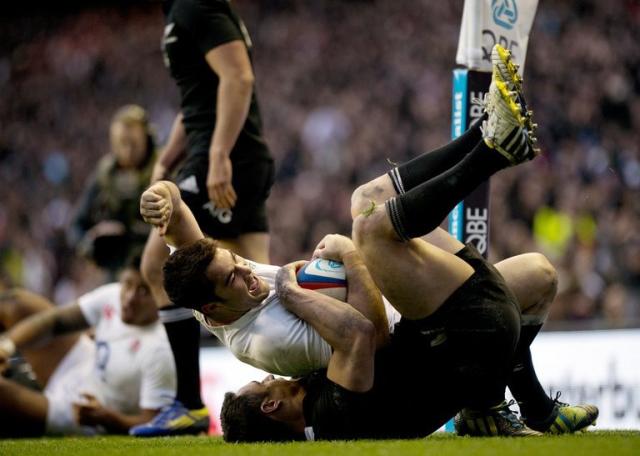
[174,154,274,239]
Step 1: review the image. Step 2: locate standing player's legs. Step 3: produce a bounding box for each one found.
[135,230,208,437]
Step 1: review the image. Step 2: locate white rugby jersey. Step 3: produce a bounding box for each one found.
[78,283,176,414]
[194,261,401,377]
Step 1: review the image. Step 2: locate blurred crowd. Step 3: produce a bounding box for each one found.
[0,0,638,327]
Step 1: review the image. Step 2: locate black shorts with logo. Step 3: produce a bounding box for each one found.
[174,154,274,239]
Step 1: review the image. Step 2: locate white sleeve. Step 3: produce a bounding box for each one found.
[230,305,332,376]
[77,283,119,326]
[139,343,177,410]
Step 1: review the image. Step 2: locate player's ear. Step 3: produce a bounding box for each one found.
[260,398,281,415]
[200,302,218,314]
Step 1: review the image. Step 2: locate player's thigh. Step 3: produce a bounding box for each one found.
[0,377,47,437]
[353,208,474,319]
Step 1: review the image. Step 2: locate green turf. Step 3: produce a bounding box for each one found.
[0,432,638,456]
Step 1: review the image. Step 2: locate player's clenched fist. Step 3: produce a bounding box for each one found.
[312,234,356,262]
[140,181,179,236]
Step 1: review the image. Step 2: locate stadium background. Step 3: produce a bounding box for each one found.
[0,3,638,339]
[0,0,639,438]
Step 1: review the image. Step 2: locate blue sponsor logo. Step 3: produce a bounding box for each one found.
[492,0,518,30]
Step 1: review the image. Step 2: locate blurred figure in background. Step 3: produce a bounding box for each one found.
[133,0,275,436]
[0,256,176,437]
[68,105,156,280]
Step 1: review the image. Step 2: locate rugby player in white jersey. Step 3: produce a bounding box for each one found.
[0,256,176,437]
[139,45,597,438]
[140,182,594,437]
[216,48,598,440]
[141,180,547,377]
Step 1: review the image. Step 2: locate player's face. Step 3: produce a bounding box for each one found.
[238,375,301,400]
[110,121,147,169]
[204,248,270,314]
[119,268,156,325]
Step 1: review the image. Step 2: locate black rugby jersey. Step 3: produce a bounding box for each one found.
[162,0,270,161]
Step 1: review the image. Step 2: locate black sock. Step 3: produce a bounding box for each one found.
[508,324,555,420]
[386,140,509,240]
[389,116,485,194]
[163,316,204,410]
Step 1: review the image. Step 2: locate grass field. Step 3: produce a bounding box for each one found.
[1,432,638,456]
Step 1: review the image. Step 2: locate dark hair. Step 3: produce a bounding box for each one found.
[221,392,305,442]
[123,248,144,272]
[163,238,221,310]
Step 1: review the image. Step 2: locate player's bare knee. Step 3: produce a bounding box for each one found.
[352,207,392,247]
[350,183,373,219]
[350,177,393,219]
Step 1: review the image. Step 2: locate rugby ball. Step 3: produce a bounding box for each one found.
[296,258,348,301]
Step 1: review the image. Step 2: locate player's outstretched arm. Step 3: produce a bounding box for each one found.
[140,180,204,248]
[276,263,376,392]
[73,393,158,434]
[313,234,389,348]
[0,290,89,365]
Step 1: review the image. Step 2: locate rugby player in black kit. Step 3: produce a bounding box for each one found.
[133,0,274,436]
[220,47,598,441]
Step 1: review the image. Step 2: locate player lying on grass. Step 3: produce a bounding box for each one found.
[143,179,596,437]
[140,46,597,439]
[141,45,596,434]
[0,256,176,437]
[214,47,598,440]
